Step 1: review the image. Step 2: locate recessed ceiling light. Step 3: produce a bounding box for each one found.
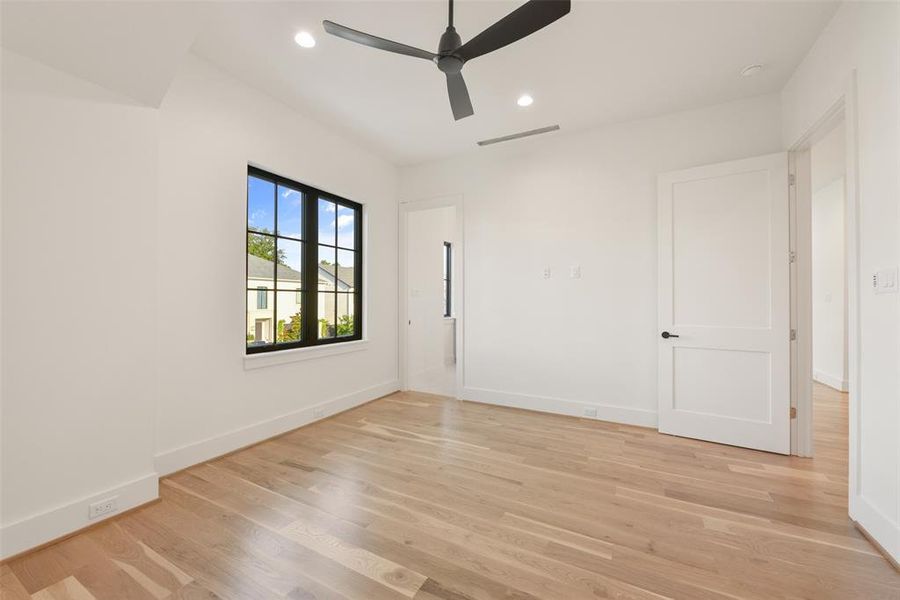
[517,94,534,107]
[294,31,316,48]
[740,64,763,77]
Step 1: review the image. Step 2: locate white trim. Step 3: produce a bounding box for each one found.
[851,494,900,564]
[789,148,814,456]
[0,473,158,560]
[399,194,465,396]
[461,386,658,429]
[154,379,399,475]
[813,369,849,392]
[244,339,369,370]
[788,73,870,547]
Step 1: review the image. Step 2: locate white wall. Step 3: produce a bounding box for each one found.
[1,50,159,557]
[781,1,900,562]
[400,94,784,426]
[811,123,847,391]
[0,50,400,558]
[153,54,399,474]
[811,119,846,191]
[406,206,455,396]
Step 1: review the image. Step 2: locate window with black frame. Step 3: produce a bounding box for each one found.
[246,167,362,353]
[443,241,452,318]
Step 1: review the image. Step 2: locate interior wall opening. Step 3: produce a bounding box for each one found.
[404,205,458,397]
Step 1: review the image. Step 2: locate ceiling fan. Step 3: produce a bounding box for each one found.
[323,0,571,121]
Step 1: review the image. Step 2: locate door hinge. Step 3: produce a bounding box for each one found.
[789,250,797,263]
[789,173,796,186]
[790,407,797,419]
[790,329,797,341]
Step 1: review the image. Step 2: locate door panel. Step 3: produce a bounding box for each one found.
[658,153,790,454]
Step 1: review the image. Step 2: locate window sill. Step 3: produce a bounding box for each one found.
[243,339,369,370]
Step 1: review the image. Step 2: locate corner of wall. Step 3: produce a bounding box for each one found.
[154,379,399,476]
[0,473,159,561]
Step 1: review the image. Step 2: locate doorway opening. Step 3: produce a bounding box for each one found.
[788,94,856,461]
[799,116,853,511]
[810,121,849,398]
[400,197,463,397]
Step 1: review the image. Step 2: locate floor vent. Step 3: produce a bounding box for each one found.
[476,124,560,146]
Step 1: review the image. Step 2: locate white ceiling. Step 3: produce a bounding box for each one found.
[1,1,207,107]
[2,1,838,165]
[191,1,838,165]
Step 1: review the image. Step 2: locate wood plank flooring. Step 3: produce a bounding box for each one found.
[4,384,899,599]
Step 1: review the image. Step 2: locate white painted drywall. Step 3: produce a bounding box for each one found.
[399,94,784,427]
[153,54,400,472]
[406,206,456,396]
[811,177,846,391]
[811,120,846,192]
[1,49,160,557]
[781,1,900,562]
[0,50,400,558]
[810,123,847,392]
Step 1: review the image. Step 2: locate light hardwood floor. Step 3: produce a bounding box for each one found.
[3,384,899,599]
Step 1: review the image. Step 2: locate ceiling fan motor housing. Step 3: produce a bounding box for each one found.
[437,55,464,74]
[436,27,464,73]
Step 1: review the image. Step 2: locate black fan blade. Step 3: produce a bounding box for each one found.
[446,72,474,120]
[323,20,437,61]
[456,0,570,62]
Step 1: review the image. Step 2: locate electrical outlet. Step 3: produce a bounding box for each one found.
[313,408,325,419]
[542,266,551,279]
[88,496,119,519]
[570,265,581,279]
[583,407,598,418]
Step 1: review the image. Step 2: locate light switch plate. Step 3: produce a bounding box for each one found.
[873,267,898,294]
[570,265,581,279]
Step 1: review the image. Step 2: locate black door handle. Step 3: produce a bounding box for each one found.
[661,331,679,339]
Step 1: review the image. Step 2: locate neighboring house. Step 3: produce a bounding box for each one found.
[246,253,354,344]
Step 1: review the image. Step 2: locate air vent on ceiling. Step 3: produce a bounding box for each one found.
[476,125,560,147]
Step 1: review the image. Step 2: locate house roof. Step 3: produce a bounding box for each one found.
[247,253,301,282]
[247,253,354,289]
[318,263,354,289]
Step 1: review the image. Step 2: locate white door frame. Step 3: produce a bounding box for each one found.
[787,70,859,507]
[399,194,465,395]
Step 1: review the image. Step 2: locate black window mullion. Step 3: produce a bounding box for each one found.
[304,192,318,343]
[353,205,362,338]
[272,176,278,346]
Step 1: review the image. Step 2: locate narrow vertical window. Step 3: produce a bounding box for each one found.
[247,167,362,353]
[443,241,452,318]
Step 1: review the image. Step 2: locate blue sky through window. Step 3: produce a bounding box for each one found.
[277,186,302,238]
[248,176,274,232]
[318,199,336,246]
[337,205,355,248]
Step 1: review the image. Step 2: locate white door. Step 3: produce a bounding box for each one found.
[658,153,790,454]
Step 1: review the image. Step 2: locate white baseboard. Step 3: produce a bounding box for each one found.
[813,369,849,392]
[154,379,400,476]
[0,473,158,560]
[461,386,658,428]
[850,493,900,566]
